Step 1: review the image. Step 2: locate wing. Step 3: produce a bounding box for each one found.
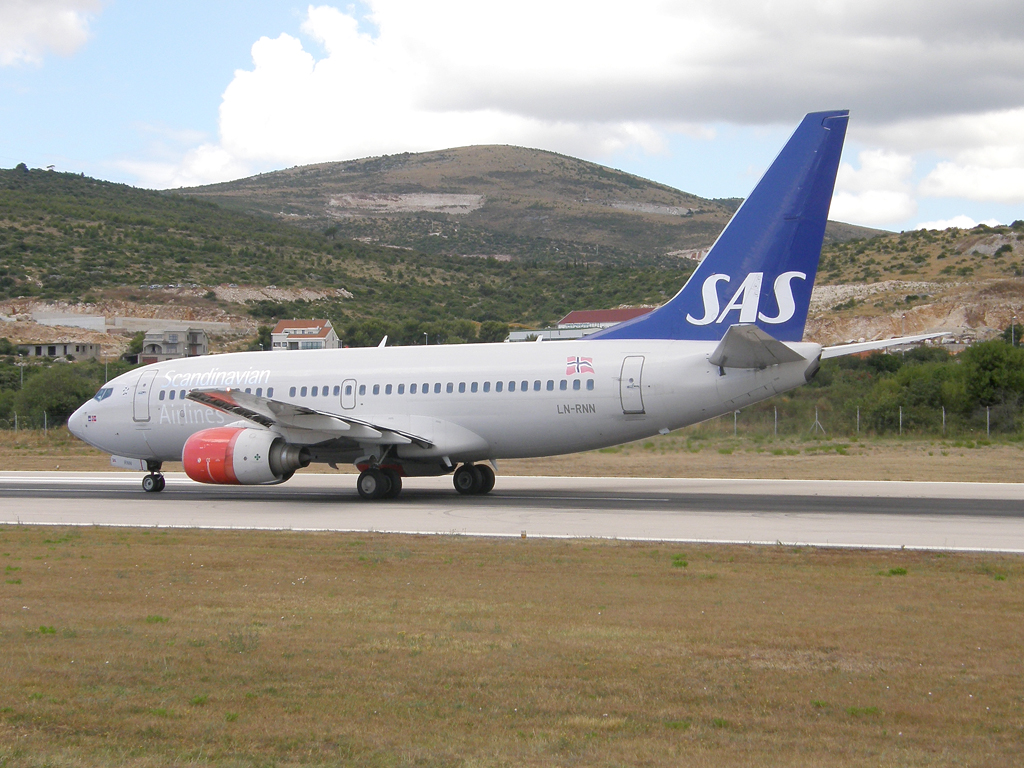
[186,389,433,448]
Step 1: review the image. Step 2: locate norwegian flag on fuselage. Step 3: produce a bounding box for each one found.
[566,356,595,375]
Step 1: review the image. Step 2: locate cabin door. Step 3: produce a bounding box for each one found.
[619,356,645,414]
[133,369,158,422]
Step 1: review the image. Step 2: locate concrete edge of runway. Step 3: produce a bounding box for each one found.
[3,518,1023,555]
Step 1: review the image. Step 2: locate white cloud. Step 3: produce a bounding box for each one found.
[0,0,99,66]
[828,150,917,226]
[914,215,1002,231]
[139,0,1024,225]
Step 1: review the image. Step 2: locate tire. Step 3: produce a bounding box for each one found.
[154,475,166,492]
[357,468,387,500]
[382,469,402,499]
[476,464,495,494]
[142,474,159,493]
[453,464,482,495]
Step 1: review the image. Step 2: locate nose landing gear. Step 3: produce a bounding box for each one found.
[142,461,165,493]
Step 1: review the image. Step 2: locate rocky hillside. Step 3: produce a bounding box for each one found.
[178,145,877,267]
[809,222,1024,344]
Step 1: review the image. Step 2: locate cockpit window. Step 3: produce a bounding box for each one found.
[93,387,113,402]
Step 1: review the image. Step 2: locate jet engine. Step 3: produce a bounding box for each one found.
[182,427,310,485]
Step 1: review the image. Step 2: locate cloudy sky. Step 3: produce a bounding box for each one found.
[1,0,1022,232]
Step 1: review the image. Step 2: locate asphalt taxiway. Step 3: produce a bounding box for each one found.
[2,472,1023,552]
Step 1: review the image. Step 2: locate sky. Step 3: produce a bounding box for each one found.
[1,0,1022,233]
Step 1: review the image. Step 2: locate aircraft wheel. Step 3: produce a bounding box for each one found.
[382,469,403,499]
[142,474,164,493]
[357,468,388,500]
[453,464,482,495]
[476,464,495,494]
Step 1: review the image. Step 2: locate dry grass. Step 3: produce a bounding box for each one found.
[5,427,1024,482]
[1,527,1022,766]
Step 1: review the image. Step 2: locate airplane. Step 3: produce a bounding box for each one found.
[67,109,933,499]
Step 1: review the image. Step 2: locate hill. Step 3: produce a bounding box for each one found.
[178,146,878,266]
[0,165,690,334]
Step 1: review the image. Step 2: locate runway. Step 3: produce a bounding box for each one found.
[2,471,1024,552]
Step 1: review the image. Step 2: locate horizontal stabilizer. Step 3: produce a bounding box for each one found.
[821,332,947,359]
[708,324,806,369]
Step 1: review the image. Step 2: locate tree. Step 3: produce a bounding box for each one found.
[12,365,97,426]
[478,321,510,343]
[248,326,272,351]
[960,340,1024,409]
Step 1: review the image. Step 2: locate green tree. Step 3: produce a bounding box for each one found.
[960,340,1024,409]
[248,326,272,351]
[478,321,510,343]
[11,365,97,426]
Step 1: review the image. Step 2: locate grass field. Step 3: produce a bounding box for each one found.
[1,527,1022,767]
[4,427,1024,482]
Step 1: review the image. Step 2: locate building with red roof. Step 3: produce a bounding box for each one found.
[270,319,340,350]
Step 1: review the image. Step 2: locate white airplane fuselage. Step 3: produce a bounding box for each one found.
[70,338,821,467]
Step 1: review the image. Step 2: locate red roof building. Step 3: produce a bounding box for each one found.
[557,308,651,329]
[270,319,340,350]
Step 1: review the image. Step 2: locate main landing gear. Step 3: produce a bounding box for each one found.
[356,467,403,500]
[142,461,166,493]
[453,463,495,496]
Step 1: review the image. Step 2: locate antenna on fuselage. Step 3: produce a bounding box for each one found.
[378,336,388,348]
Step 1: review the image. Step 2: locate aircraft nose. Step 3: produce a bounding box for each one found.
[68,403,87,440]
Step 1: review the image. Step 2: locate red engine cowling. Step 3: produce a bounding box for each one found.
[182,427,310,485]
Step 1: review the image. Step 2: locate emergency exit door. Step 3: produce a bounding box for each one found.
[619,356,645,414]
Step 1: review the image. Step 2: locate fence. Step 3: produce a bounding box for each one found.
[688,402,1020,440]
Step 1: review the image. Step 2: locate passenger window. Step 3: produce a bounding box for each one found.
[521,380,528,391]
[373,384,380,395]
[159,390,166,401]
[289,386,296,397]
[559,380,567,391]
[168,390,175,400]
[423,383,429,394]
[398,384,405,394]
[256,388,262,397]
[311,386,318,397]
[385,384,392,395]
[446,382,454,393]
[458,382,466,393]
[533,380,540,391]
[180,390,186,400]
[410,383,417,394]
[345,385,352,395]
[483,381,490,392]
[301,386,308,397]
[587,379,594,390]
[573,379,581,390]
[333,385,340,396]
[496,381,503,392]
[358,385,365,395]
[267,387,274,398]
[508,381,515,392]
[546,380,554,391]
[322,383,328,394]
[434,383,441,394]
[245,388,251,394]
[471,382,478,393]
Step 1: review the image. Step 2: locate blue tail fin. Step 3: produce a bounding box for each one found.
[591,110,849,343]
